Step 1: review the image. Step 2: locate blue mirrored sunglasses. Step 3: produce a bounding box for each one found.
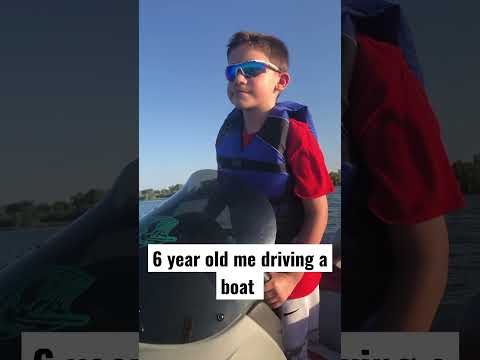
[225,60,281,81]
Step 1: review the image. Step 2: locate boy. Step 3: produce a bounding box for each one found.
[215,31,334,360]
[341,1,465,331]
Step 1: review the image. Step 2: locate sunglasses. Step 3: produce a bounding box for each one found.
[225,60,281,81]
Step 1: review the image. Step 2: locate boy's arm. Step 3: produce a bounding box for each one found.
[295,195,329,245]
[368,216,449,330]
[343,34,464,331]
[264,196,328,309]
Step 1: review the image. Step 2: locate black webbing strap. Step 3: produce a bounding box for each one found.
[217,156,287,173]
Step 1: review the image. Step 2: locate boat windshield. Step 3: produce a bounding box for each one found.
[139,170,276,344]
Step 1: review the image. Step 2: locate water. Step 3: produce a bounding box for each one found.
[139,199,166,219]
[0,228,60,270]
[443,194,480,304]
[1,191,478,306]
[326,186,341,236]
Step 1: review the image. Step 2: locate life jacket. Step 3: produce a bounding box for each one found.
[215,101,317,243]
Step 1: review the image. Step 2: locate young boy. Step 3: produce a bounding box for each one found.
[215,31,334,360]
[341,1,465,331]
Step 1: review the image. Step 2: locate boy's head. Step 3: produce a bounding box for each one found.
[226,31,290,111]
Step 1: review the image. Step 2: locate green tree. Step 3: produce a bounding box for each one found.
[35,202,51,222]
[5,201,34,216]
[168,184,182,194]
[452,153,480,193]
[19,206,38,227]
[329,170,341,186]
[52,201,69,213]
[141,189,154,200]
[0,214,14,227]
[84,189,105,206]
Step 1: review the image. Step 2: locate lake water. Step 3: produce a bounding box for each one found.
[443,195,480,304]
[0,227,60,271]
[1,191,478,307]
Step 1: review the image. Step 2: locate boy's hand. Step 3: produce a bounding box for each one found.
[264,272,303,309]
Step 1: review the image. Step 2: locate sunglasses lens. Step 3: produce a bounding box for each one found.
[225,65,237,81]
[225,62,267,81]
[242,62,266,78]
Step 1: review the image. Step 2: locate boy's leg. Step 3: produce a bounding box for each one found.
[281,286,320,360]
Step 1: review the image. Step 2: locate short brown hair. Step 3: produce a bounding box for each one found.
[227,31,289,72]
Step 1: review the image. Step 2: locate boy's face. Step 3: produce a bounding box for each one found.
[227,44,289,111]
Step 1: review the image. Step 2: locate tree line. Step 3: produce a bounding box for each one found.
[0,189,106,228]
[0,167,369,229]
[7,155,477,230]
[329,170,341,187]
[139,184,182,201]
[139,172,341,202]
[452,153,480,194]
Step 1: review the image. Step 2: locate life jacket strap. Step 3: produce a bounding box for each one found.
[217,156,287,173]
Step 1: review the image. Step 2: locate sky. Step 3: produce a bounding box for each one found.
[1,1,137,205]
[400,1,480,163]
[2,1,476,204]
[139,0,341,190]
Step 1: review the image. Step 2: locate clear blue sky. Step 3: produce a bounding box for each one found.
[140,0,340,190]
